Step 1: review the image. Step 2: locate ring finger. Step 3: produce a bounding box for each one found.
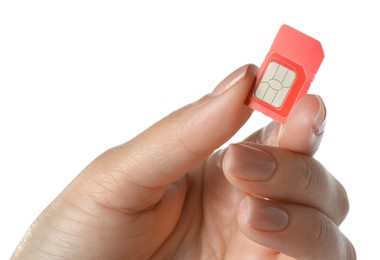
[223,142,349,225]
[238,196,356,259]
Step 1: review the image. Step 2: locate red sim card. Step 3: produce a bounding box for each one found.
[248,24,324,124]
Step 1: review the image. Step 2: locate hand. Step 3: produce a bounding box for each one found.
[12,64,355,259]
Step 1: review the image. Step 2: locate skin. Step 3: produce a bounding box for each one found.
[11,64,355,259]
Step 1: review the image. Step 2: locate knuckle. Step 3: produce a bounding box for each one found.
[335,181,350,224]
[315,214,334,243]
[295,156,350,225]
[313,215,356,259]
[345,238,357,260]
[297,155,321,201]
[337,230,356,260]
[313,214,341,256]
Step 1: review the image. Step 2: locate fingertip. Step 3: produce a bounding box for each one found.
[239,196,289,232]
[222,143,276,184]
[222,144,242,185]
[312,95,327,136]
[279,94,327,155]
[237,198,352,259]
[210,64,258,97]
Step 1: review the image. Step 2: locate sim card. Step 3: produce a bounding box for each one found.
[248,24,324,124]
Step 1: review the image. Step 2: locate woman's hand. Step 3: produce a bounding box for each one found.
[12,64,355,259]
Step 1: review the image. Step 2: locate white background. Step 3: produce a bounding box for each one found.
[0,1,378,259]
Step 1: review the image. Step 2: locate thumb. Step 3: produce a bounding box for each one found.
[77,64,258,211]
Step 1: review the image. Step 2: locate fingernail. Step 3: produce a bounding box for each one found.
[227,144,276,181]
[246,197,288,231]
[210,64,249,96]
[312,95,327,136]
